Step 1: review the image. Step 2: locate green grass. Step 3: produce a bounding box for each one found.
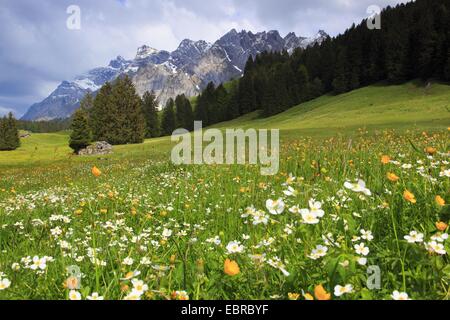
[0,82,449,300]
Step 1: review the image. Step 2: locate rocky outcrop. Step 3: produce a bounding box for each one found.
[77,141,113,156]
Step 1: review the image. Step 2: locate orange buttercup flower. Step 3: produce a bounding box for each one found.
[314,285,331,300]
[381,155,391,165]
[92,166,102,177]
[387,172,400,182]
[436,221,448,232]
[224,259,240,276]
[403,190,416,204]
[425,147,437,155]
[435,196,445,207]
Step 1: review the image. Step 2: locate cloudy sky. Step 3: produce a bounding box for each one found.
[0,0,409,117]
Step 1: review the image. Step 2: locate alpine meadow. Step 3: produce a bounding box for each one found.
[0,0,449,303]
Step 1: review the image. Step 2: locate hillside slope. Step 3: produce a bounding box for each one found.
[214,81,450,135]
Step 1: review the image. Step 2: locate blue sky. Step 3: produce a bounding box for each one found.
[0,0,410,117]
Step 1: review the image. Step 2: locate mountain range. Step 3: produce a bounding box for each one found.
[21,29,328,121]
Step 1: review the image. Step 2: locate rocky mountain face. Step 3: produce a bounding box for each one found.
[21,29,328,121]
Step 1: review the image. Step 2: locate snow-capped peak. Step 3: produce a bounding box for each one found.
[136,45,160,60]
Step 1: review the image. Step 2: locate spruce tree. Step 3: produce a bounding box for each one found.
[90,82,114,142]
[161,98,176,136]
[142,91,160,138]
[0,113,20,151]
[69,108,92,153]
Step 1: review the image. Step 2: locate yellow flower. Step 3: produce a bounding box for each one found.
[435,196,445,207]
[288,293,300,300]
[91,166,102,177]
[425,147,437,155]
[381,155,391,165]
[387,172,400,182]
[303,292,314,300]
[314,285,331,300]
[224,259,240,276]
[74,209,82,216]
[403,190,416,204]
[100,209,108,214]
[436,221,448,232]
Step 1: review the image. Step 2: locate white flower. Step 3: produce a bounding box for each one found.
[309,199,325,218]
[0,278,11,290]
[344,180,372,196]
[426,241,447,255]
[87,292,104,300]
[122,257,134,266]
[360,230,374,241]
[162,228,173,238]
[289,205,301,214]
[440,169,450,177]
[266,199,285,215]
[30,256,47,270]
[140,257,152,265]
[392,291,411,300]
[131,279,148,295]
[124,290,142,300]
[357,257,368,266]
[354,243,370,256]
[226,241,245,254]
[334,284,353,297]
[307,245,328,260]
[267,257,290,277]
[69,290,82,300]
[301,209,320,224]
[404,231,424,243]
[283,187,298,197]
[252,211,269,225]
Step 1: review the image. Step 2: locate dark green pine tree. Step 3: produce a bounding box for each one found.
[111,76,146,144]
[238,75,256,114]
[90,82,114,142]
[332,47,349,94]
[182,96,194,131]
[226,84,240,121]
[214,84,229,123]
[194,93,209,126]
[142,91,161,138]
[175,94,194,130]
[161,98,176,136]
[0,113,20,151]
[69,108,92,153]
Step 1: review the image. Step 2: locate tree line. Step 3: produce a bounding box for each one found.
[0,113,20,151]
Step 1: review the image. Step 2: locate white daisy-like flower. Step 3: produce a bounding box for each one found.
[404,231,424,243]
[391,291,411,300]
[266,199,285,215]
[162,228,173,238]
[131,279,148,295]
[122,257,134,266]
[354,243,370,256]
[30,256,47,270]
[307,245,328,260]
[334,284,354,297]
[360,229,374,241]
[0,278,11,290]
[344,180,372,196]
[69,290,82,300]
[87,292,104,300]
[309,199,325,218]
[425,241,447,255]
[301,209,320,225]
[283,186,298,197]
[123,290,142,300]
[226,241,245,254]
